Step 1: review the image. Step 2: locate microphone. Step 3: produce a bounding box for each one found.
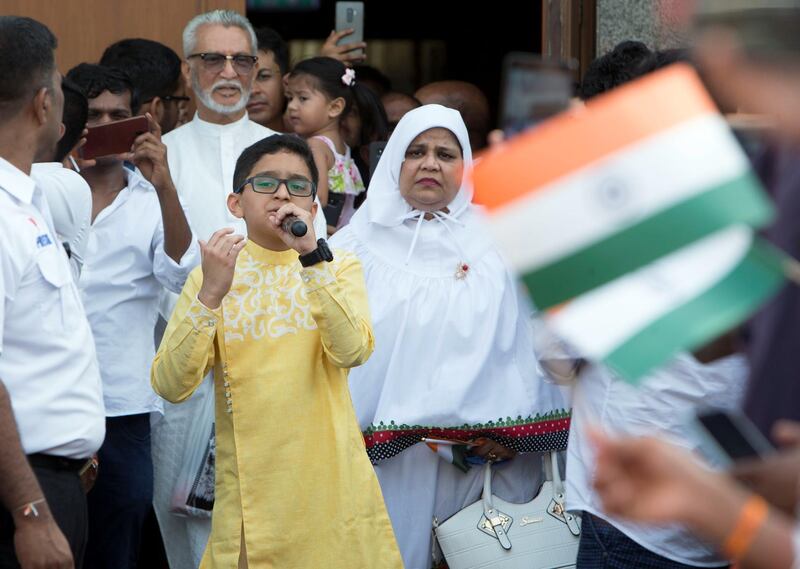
[281,215,308,237]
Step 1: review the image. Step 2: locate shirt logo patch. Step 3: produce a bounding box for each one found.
[36,234,52,248]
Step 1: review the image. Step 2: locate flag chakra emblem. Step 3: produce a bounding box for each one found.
[595,177,632,211]
[36,234,52,248]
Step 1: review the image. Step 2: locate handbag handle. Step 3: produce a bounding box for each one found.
[481,462,512,549]
[481,451,562,511]
[544,451,565,494]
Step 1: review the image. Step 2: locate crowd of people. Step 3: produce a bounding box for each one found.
[2,5,800,569]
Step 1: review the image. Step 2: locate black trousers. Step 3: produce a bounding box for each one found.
[85,414,153,569]
[0,460,89,568]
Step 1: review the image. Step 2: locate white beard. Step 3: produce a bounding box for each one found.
[192,73,251,116]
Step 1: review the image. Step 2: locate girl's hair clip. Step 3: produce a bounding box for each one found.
[342,68,356,87]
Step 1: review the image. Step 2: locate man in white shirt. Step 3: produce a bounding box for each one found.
[154,11,324,566]
[0,16,105,569]
[66,62,197,568]
[567,354,749,568]
[32,77,92,280]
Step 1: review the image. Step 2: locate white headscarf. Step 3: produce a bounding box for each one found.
[331,105,569,463]
[346,104,492,275]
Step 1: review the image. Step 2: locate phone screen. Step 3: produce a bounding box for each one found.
[500,54,573,136]
[696,411,772,461]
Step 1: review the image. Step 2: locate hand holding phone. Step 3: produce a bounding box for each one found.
[130,113,173,191]
[333,2,365,62]
[81,115,149,160]
[691,409,774,468]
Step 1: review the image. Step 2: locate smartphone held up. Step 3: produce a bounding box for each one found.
[80,115,148,160]
[500,53,575,138]
[335,2,365,58]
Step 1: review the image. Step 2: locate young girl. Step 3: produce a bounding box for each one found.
[285,57,367,233]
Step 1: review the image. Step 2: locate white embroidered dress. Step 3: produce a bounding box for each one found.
[331,104,570,569]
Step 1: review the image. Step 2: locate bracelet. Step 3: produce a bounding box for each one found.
[721,494,769,560]
[13,498,46,519]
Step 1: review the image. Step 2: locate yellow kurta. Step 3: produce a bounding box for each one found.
[152,241,403,568]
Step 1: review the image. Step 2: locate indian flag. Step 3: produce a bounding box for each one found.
[547,226,786,382]
[473,64,775,311]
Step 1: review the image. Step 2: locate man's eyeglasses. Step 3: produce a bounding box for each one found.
[235,175,316,197]
[188,53,258,75]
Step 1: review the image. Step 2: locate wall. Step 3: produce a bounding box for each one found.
[596,0,688,56]
[0,0,245,72]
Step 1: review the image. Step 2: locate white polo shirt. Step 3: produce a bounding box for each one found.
[0,157,105,459]
[31,162,92,280]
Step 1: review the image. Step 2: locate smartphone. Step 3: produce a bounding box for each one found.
[691,409,775,467]
[693,1,800,62]
[81,115,148,160]
[368,140,387,179]
[499,53,573,137]
[335,2,365,58]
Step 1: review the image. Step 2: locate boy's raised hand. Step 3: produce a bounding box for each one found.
[269,203,318,256]
[197,228,246,309]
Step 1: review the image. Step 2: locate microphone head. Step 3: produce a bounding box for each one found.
[282,216,308,237]
[290,219,308,237]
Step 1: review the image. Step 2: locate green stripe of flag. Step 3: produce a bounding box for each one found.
[522,172,773,310]
[605,238,786,382]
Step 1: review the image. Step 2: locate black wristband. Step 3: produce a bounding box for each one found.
[299,238,334,267]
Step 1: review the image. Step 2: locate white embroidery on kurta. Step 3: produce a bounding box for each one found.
[223,254,317,342]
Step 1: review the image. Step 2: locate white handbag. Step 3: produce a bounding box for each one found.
[434,452,581,569]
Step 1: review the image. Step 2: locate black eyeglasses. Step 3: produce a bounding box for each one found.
[236,175,316,197]
[188,52,258,75]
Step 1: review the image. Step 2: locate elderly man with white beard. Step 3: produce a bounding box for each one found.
[152,10,326,568]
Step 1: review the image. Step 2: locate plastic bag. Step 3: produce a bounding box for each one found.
[170,375,216,517]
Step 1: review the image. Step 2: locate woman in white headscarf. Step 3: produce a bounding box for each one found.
[331,104,570,569]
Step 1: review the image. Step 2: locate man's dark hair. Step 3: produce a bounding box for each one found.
[579,40,655,100]
[100,38,182,103]
[0,16,57,120]
[255,27,289,75]
[66,63,140,115]
[54,78,88,162]
[233,135,319,195]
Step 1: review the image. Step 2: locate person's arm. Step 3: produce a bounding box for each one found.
[0,226,73,568]
[319,29,367,66]
[307,138,335,207]
[151,229,245,403]
[132,113,192,263]
[591,433,796,569]
[0,382,73,569]
[269,202,373,368]
[300,249,374,368]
